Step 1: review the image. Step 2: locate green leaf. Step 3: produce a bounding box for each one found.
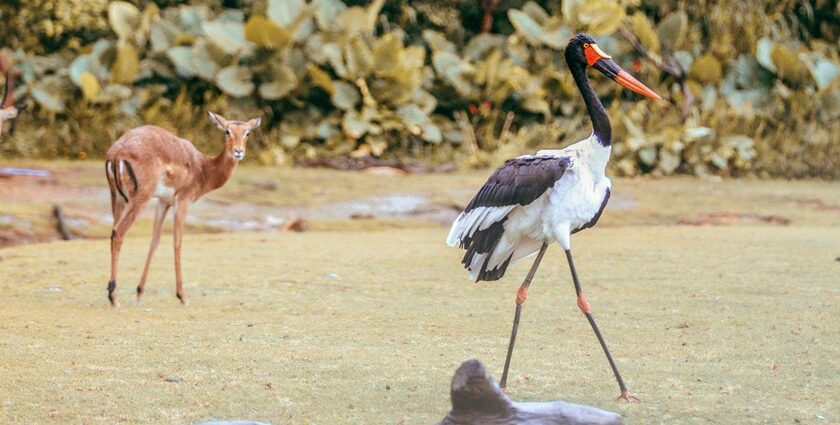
[31,76,65,112]
[689,54,723,84]
[771,44,811,84]
[432,51,477,98]
[521,1,549,24]
[167,46,195,77]
[812,59,840,89]
[202,20,245,55]
[108,1,140,40]
[244,15,291,49]
[215,66,255,97]
[259,65,298,100]
[69,56,93,87]
[267,0,313,40]
[508,10,543,45]
[149,20,179,53]
[337,7,368,37]
[345,38,374,80]
[422,30,455,53]
[656,11,687,51]
[373,33,404,73]
[331,81,359,110]
[308,64,334,94]
[629,12,660,55]
[79,71,100,101]
[191,39,219,81]
[755,37,776,73]
[110,41,140,84]
[314,0,347,28]
[342,109,369,139]
[576,0,625,36]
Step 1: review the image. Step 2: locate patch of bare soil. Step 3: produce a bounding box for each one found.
[676,212,790,226]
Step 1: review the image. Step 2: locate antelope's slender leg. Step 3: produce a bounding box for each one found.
[564,249,639,402]
[136,202,170,305]
[499,242,549,390]
[172,200,189,305]
[108,193,152,308]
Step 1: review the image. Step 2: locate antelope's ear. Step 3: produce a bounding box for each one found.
[247,117,261,129]
[207,111,228,130]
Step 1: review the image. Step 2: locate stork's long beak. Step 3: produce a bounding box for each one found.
[591,54,662,100]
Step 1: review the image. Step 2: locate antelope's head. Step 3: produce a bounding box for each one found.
[208,111,261,161]
[0,54,26,140]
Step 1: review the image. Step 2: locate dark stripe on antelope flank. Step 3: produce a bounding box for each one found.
[572,187,610,234]
[123,160,138,195]
[459,218,508,282]
[464,156,570,212]
[112,161,129,203]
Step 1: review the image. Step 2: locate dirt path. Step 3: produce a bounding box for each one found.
[2,160,839,248]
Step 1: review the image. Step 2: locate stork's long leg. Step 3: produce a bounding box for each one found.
[499,242,549,389]
[564,249,639,402]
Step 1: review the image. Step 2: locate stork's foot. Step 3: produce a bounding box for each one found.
[176,292,189,306]
[616,390,640,403]
[136,286,144,306]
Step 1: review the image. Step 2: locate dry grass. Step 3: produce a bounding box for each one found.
[0,162,838,423]
[0,227,838,424]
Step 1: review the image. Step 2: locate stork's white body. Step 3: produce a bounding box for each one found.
[447,135,611,281]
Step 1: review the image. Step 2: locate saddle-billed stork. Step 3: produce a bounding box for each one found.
[447,33,661,402]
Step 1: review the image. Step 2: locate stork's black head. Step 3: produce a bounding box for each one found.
[564,33,598,68]
[564,32,661,99]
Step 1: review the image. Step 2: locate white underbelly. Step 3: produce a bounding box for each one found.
[546,174,611,234]
[154,179,176,205]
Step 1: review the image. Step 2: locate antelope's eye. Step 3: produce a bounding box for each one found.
[225,129,231,136]
[245,131,250,138]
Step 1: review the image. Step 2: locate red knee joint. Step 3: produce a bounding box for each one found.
[577,294,592,313]
[516,286,528,305]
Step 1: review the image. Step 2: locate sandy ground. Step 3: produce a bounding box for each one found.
[0,161,838,424]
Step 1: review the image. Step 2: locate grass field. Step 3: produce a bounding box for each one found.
[0,163,838,424]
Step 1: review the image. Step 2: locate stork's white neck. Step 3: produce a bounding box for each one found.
[537,134,610,179]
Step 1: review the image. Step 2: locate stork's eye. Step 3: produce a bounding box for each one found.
[583,43,590,49]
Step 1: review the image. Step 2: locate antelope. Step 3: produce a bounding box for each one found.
[0,54,26,140]
[105,112,261,307]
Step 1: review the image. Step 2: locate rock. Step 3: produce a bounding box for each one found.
[438,359,623,425]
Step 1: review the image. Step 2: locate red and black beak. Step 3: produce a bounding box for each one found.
[586,44,661,100]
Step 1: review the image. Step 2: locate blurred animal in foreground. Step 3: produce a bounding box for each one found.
[438,359,622,425]
[447,33,662,401]
[105,112,260,307]
[0,54,26,140]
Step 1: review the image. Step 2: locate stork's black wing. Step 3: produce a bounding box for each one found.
[456,155,570,282]
[464,156,571,212]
